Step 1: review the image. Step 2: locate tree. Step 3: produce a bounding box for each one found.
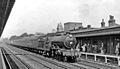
[9,35,17,40]
[28,34,34,37]
[20,32,28,37]
[35,32,44,36]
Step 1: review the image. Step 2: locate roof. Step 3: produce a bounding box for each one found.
[74,31,120,37]
[71,25,120,37]
[71,25,120,33]
[64,22,82,24]
[0,0,15,37]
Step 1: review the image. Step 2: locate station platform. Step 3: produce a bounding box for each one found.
[0,47,4,69]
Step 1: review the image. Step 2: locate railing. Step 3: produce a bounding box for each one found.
[79,52,120,66]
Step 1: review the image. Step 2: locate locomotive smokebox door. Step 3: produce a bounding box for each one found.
[64,34,77,49]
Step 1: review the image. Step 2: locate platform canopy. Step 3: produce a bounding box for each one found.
[71,25,120,37]
[0,0,15,37]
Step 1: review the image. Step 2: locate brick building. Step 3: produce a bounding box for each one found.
[64,22,83,32]
[70,15,120,55]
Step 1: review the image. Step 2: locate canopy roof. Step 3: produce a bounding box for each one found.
[71,25,120,37]
[0,0,15,36]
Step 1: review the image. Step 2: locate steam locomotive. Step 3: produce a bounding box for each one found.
[10,33,79,62]
[36,33,78,62]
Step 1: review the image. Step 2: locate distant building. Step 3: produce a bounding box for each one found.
[64,22,83,32]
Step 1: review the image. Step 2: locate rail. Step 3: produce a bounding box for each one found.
[27,54,71,69]
[1,47,12,69]
[4,46,51,69]
[1,47,33,69]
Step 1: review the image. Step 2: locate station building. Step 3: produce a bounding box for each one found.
[48,15,120,55]
[67,15,120,55]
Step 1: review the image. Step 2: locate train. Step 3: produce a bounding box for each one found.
[9,33,79,62]
[8,32,120,66]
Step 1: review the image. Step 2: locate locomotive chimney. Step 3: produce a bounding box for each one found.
[101,19,105,27]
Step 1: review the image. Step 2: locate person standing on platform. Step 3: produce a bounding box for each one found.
[82,43,87,52]
[87,43,91,52]
[76,43,80,51]
[115,43,120,56]
[100,43,104,54]
[92,45,97,53]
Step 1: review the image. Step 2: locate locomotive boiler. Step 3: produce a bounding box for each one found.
[47,34,76,49]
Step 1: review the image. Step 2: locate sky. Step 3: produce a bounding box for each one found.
[1,0,120,38]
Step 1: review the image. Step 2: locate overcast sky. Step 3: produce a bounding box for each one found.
[1,0,120,38]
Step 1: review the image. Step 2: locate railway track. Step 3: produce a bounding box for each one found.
[25,54,70,69]
[6,44,88,69]
[69,63,97,69]
[1,47,13,69]
[22,51,87,69]
[4,45,75,69]
[5,43,118,69]
[3,47,52,69]
[30,54,74,69]
[1,47,32,69]
[17,48,115,69]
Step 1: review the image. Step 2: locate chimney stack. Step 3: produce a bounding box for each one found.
[108,15,116,26]
[87,25,91,28]
[101,19,105,27]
